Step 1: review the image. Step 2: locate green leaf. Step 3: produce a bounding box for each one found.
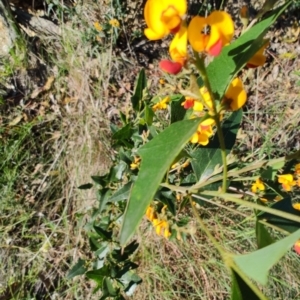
[108,182,132,202]
[78,183,93,190]
[112,123,134,141]
[191,110,242,181]
[255,220,274,249]
[119,118,202,245]
[233,228,300,285]
[257,197,300,233]
[260,159,285,181]
[231,269,262,300]
[94,225,113,241]
[103,277,118,296]
[206,2,291,100]
[144,104,154,125]
[131,68,146,112]
[67,258,87,279]
[112,240,139,261]
[170,94,186,123]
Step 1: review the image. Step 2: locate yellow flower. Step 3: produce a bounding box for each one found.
[153,219,168,235]
[190,124,213,145]
[169,24,188,66]
[144,0,187,40]
[94,21,103,32]
[277,174,296,192]
[159,78,165,85]
[146,206,156,222]
[109,19,120,28]
[293,203,300,211]
[294,163,300,176]
[251,178,265,193]
[130,156,141,170]
[152,96,170,111]
[223,78,247,111]
[188,11,234,56]
[247,41,268,68]
[159,24,188,74]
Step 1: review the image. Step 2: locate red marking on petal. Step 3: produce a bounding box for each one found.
[246,63,257,68]
[159,60,182,75]
[183,99,194,109]
[208,39,223,56]
[170,23,181,34]
[200,125,210,131]
[294,242,300,255]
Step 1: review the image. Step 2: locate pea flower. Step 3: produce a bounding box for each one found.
[188,11,234,56]
[144,0,187,40]
[247,41,268,68]
[251,178,265,193]
[152,96,170,111]
[277,174,296,192]
[223,78,247,111]
[146,206,156,222]
[294,163,300,176]
[109,19,120,28]
[160,25,188,74]
[130,156,141,170]
[190,123,214,145]
[94,22,103,32]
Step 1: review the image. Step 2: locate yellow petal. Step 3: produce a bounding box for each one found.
[169,24,188,65]
[225,78,247,111]
[188,16,207,52]
[206,11,234,50]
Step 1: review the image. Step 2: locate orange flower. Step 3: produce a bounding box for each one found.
[188,11,234,56]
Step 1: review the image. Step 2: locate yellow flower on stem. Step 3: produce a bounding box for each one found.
[190,123,213,145]
[159,24,188,74]
[277,174,296,192]
[109,19,120,28]
[144,0,187,40]
[94,21,103,32]
[223,78,247,111]
[188,11,234,56]
[130,156,141,170]
[251,178,265,193]
[146,206,156,222]
[247,41,268,68]
[152,96,170,111]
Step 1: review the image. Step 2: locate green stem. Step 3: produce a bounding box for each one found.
[201,191,300,224]
[193,51,228,192]
[214,116,228,192]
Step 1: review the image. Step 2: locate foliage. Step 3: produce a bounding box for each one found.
[70,0,300,299]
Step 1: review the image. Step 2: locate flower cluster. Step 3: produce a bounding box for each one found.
[144,0,236,74]
[180,78,246,145]
[277,163,300,192]
[146,206,171,238]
